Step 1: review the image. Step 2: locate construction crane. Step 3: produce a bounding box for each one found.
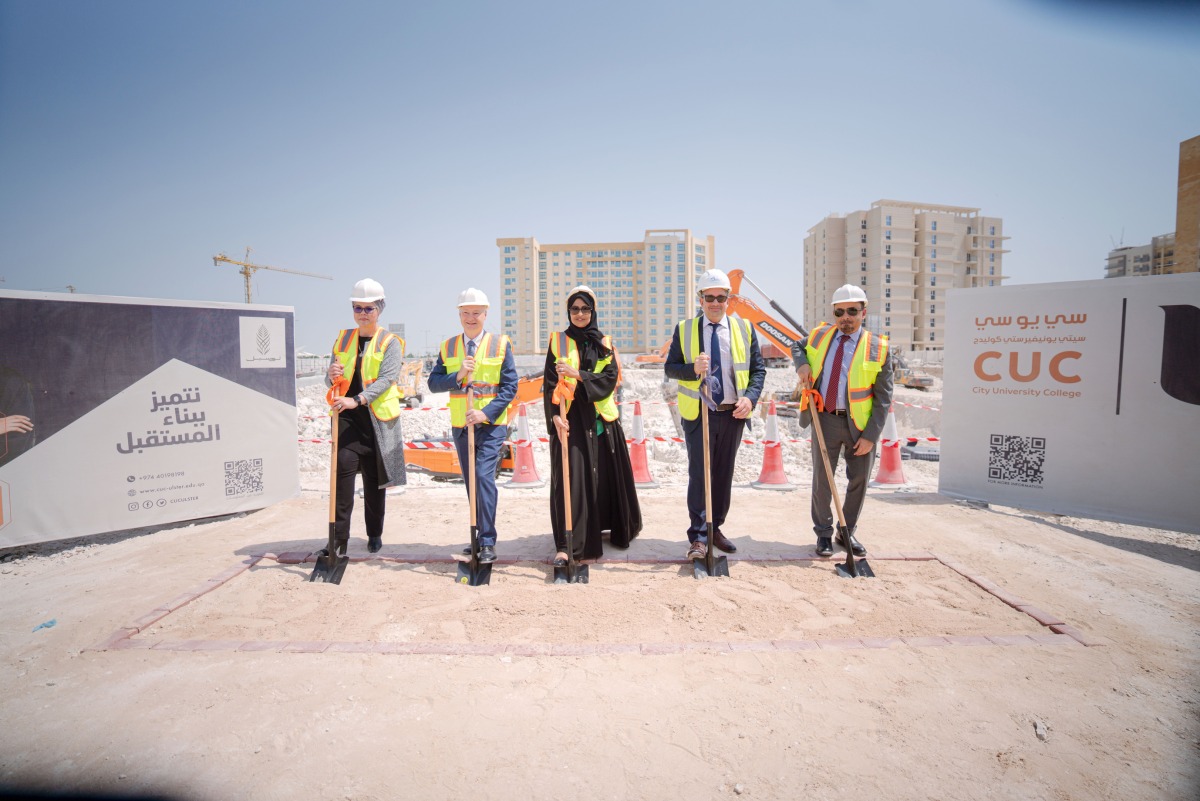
[213,247,332,303]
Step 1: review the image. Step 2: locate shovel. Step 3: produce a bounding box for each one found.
[693,378,729,579]
[553,421,588,584]
[802,387,874,579]
[310,377,350,584]
[456,388,492,586]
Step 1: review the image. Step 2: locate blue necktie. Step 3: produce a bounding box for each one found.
[709,322,724,405]
[466,338,476,357]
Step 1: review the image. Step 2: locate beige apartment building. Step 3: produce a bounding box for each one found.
[497,229,715,354]
[803,200,1007,353]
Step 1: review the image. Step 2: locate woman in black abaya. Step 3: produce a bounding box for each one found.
[543,286,642,564]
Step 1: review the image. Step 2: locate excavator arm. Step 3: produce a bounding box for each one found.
[726,269,807,365]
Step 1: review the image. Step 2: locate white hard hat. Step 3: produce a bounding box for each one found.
[831,284,868,306]
[456,287,490,307]
[697,269,731,292]
[568,284,597,308]
[349,278,386,302]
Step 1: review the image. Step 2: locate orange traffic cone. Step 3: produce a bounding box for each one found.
[752,400,795,491]
[628,400,659,488]
[504,402,545,488]
[869,406,910,488]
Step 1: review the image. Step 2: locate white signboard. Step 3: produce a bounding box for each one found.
[940,274,1200,534]
[0,291,300,546]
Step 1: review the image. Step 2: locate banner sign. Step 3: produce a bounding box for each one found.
[940,274,1200,533]
[0,290,300,547]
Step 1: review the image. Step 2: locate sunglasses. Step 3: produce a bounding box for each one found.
[702,294,728,303]
[833,307,861,317]
[352,305,378,314]
[569,305,593,314]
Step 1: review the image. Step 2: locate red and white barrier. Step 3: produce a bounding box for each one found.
[751,400,795,491]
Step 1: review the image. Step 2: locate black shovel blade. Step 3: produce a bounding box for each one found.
[309,550,349,585]
[693,554,729,579]
[457,560,492,587]
[836,556,875,579]
[553,563,590,584]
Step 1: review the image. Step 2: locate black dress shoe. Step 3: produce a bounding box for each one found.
[367,536,382,553]
[816,537,834,557]
[477,546,497,564]
[553,556,568,568]
[836,532,867,556]
[461,546,472,555]
[711,530,737,553]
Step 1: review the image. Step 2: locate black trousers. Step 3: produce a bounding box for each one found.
[335,439,386,543]
[682,408,747,542]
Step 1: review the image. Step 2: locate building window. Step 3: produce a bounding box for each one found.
[861,277,867,286]
[931,276,937,286]
[885,273,891,284]
[861,234,867,243]
[930,318,935,327]
[989,225,995,235]
[990,253,995,262]
[931,263,936,272]
[860,219,867,230]
[885,215,892,226]
[885,302,891,312]
[930,249,936,259]
[885,244,892,254]
[932,221,938,231]
[931,234,937,245]
[861,263,867,271]
[930,333,936,342]
[930,290,936,300]
[885,230,892,240]
[861,248,867,257]
[885,316,891,327]
[930,304,935,314]
[885,287,892,298]
[886,259,891,268]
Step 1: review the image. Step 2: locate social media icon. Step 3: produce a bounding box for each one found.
[127,503,139,512]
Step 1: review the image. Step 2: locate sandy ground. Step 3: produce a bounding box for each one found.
[2,369,1198,801]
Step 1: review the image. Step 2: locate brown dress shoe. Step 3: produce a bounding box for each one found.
[711,530,738,553]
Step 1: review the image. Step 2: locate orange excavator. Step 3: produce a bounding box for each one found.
[725,269,808,366]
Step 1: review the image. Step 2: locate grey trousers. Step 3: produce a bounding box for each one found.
[809,411,877,538]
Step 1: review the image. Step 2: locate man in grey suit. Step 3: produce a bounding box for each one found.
[791,284,894,558]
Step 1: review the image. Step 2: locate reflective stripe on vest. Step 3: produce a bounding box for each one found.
[441,331,511,427]
[332,329,402,421]
[676,315,753,421]
[549,333,619,422]
[804,324,888,432]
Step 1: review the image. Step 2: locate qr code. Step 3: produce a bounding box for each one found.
[988,435,1045,486]
[224,458,264,497]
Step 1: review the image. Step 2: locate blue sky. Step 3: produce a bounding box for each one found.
[1,0,1197,355]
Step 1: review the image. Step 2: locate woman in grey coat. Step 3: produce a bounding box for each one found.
[325,279,408,554]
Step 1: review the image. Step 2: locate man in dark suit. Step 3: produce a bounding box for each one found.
[791,284,894,557]
[665,269,767,559]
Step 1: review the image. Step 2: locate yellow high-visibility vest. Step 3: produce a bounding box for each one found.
[675,316,753,422]
[440,332,512,427]
[803,322,888,432]
[549,332,619,422]
[332,328,403,421]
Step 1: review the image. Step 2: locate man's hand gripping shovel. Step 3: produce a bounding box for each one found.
[799,383,874,579]
[551,373,588,584]
[310,376,351,584]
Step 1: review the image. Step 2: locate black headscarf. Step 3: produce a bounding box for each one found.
[565,290,611,370]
